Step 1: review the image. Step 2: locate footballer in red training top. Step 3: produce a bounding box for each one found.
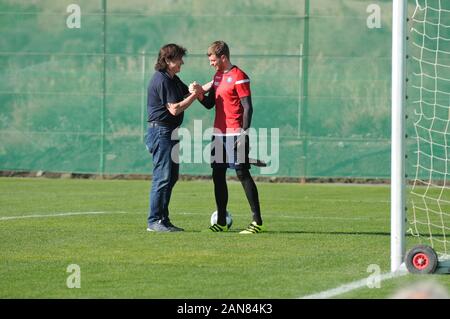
[192,40,265,234]
[211,65,251,135]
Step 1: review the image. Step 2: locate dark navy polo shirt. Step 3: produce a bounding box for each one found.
[147,70,189,127]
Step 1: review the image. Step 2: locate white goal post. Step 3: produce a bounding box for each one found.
[391,0,408,273]
[392,0,450,274]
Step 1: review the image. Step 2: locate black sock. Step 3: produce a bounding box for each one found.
[212,167,228,226]
[236,168,262,225]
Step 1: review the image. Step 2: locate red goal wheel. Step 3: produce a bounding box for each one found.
[405,245,438,274]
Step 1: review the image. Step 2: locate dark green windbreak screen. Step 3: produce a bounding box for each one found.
[0,0,400,178]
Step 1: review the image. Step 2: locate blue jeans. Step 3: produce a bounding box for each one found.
[145,125,179,224]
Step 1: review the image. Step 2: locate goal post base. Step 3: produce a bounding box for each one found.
[397,260,450,274]
[402,245,450,274]
[435,259,450,274]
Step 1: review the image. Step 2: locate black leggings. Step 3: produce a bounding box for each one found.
[212,167,262,226]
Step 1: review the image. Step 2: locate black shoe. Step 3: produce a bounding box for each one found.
[165,220,184,232]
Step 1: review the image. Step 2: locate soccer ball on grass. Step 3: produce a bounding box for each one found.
[210,211,233,229]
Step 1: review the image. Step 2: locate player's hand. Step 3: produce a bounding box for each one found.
[234,131,249,151]
[191,82,205,100]
[188,81,196,93]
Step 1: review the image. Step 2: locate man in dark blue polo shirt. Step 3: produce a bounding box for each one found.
[145,43,202,232]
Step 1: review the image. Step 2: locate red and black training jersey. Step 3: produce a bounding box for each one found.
[212,66,251,135]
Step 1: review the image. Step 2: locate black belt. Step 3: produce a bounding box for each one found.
[148,121,178,129]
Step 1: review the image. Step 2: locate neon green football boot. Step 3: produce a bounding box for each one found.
[239,221,265,234]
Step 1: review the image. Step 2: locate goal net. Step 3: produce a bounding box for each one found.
[410,0,450,258]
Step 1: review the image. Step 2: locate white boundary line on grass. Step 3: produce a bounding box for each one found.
[0,211,385,222]
[178,212,385,222]
[0,211,127,221]
[299,270,408,299]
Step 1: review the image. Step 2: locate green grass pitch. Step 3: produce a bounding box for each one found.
[1,177,449,298]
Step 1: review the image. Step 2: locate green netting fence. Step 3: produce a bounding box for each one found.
[0,0,419,178]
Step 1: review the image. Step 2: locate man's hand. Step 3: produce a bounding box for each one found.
[167,82,204,116]
[189,81,204,98]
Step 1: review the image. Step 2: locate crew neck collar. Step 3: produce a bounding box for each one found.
[223,65,235,73]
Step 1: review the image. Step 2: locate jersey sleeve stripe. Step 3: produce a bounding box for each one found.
[235,79,250,85]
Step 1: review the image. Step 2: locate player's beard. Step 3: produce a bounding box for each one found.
[215,60,224,72]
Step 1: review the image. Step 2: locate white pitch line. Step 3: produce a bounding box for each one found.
[0,211,380,222]
[300,270,408,299]
[178,211,384,221]
[0,211,128,221]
